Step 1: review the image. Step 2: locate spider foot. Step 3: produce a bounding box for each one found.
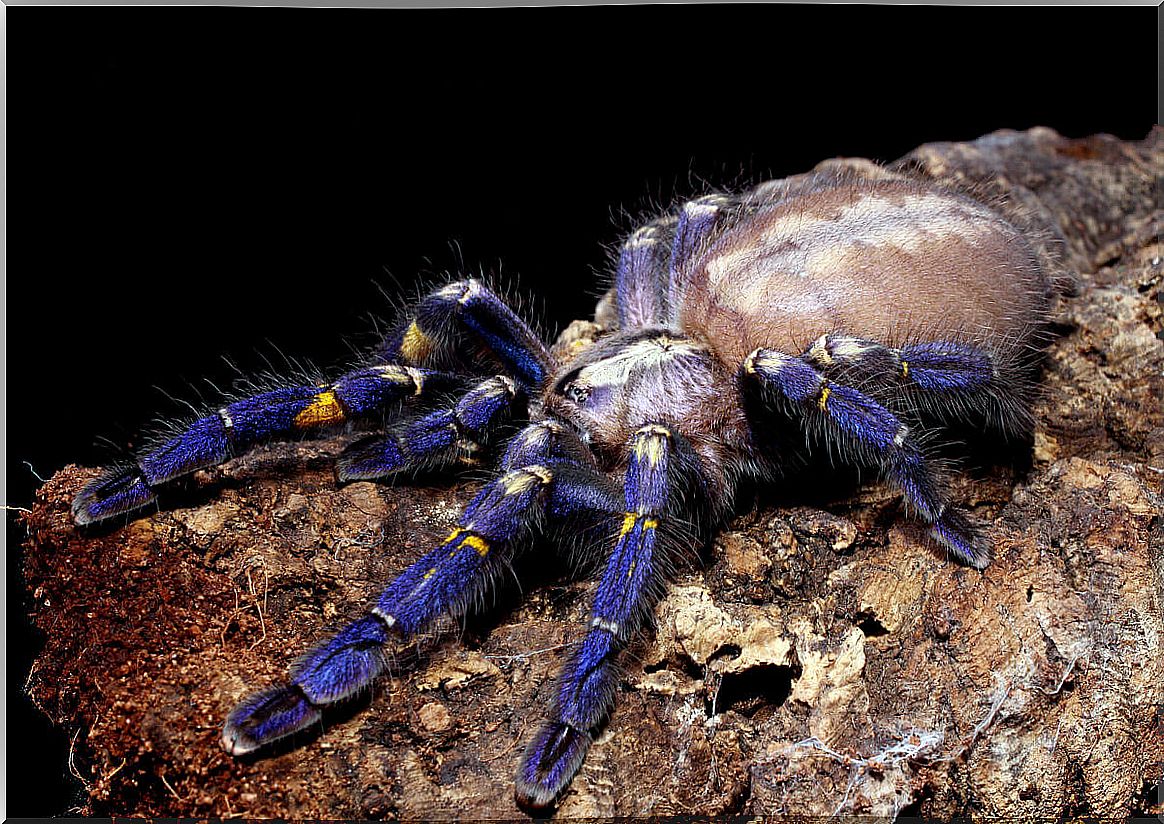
[220,685,321,755]
[514,721,593,811]
[72,466,156,525]
[930,507,990,570]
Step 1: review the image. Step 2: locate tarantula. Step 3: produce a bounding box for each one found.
[72,169,1050,809]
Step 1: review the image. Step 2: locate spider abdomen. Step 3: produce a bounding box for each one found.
[676,177,1050,365]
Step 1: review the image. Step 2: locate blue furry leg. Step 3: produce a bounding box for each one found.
[615,220,672,328]
[338,375,520,481]
[222,456,618,757]
[72,365,453,525]
[747,348,989,568]
[221,612,400,754]
[380,279,553,389]
[666,196,727,324]
[803,335,995,393]
[221,685,321,756]
[799,334,1029,435]
[516,424,676,810]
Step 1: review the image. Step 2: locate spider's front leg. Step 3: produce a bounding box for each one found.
[73,279,553,525]
[337,374,522,480]
[221,421,620,754]
[746,348,989,568]
[72,364,460,524]
[381,278,553,388]
[516,423,697,809]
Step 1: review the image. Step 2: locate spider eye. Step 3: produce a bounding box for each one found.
[564,382,590,404]
[554,367,589,404]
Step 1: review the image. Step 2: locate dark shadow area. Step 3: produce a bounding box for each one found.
[712,663,800,719]
[856,611,891,638]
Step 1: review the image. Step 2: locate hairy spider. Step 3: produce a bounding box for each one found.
[72,167,1051,810]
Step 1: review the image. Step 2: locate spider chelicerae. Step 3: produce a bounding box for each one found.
[73,168,1051,809]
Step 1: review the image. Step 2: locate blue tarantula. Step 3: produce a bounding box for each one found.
[73,170,1050,809]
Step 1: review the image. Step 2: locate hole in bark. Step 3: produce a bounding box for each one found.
[897,798,921,817]
[1027,584,1034,603]
[644,654,706,681]
[710,643,743,663]
[712,664,796,718]
[855,612,889,637]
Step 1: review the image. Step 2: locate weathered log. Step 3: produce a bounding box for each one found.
[23,127,1163,818]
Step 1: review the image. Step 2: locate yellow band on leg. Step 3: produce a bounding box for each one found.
[294,391,346,428]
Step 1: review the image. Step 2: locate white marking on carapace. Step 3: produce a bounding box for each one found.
[575,337,706,389]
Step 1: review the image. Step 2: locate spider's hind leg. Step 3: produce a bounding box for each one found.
[802,333,1034,439]
[614,218,674,329]
[615,195,731,330]
[746,348,991,568]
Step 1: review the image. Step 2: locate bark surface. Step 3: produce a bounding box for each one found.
[23,127,1163,819]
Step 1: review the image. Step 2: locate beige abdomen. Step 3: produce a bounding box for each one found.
[678,179,1049,364]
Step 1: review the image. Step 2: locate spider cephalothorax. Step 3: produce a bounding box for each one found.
[72,168,1052,810]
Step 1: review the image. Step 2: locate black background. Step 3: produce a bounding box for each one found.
[5,7,1157,816]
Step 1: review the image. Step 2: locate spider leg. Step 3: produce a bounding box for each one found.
[615,218,675,328]
[500,419,595,469]
[221,423,621,755]
[516,423,682,809]
[379,279,553,389]
[76,280,553,525]
[338,383,603,483]
[337,374,521,480]
[615,195,730,330]
[665,195,728,325]
[73,365,460,525]
[802,333,1033,436]
[746,349,989,568]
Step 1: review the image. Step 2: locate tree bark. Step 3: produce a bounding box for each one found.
[23,127,1163,818]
